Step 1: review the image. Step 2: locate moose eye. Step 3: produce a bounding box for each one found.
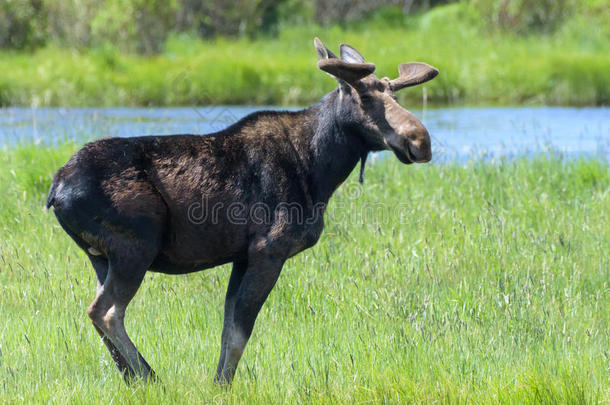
[360,95,373,103]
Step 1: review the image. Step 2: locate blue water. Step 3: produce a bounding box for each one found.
[0,106,608,161]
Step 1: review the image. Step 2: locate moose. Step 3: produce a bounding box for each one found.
[46,38,438,384]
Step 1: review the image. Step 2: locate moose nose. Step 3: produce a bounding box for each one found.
[406,127,432,163]
[384,100,433,164]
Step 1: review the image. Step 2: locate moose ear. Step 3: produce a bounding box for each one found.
[314,37,337,60]
[318,58,375,86]
[390,62,439,91]
[340,43,366,63]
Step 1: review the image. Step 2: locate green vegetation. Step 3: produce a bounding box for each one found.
[1,143,608,403]
[0,0,456,51]
[1,1,607,401]
[1,1,609,107]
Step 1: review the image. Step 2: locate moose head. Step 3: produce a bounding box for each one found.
[314,37,438,164]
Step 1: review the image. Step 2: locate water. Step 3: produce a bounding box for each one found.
[423,107,609,162]
[0,106,608,161]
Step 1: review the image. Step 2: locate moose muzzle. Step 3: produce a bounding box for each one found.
[383,99,432,164]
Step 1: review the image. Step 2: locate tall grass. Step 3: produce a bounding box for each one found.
[0,143,608,403]
[0,3,609,107]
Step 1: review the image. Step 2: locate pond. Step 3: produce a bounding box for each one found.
[1,106,608,161]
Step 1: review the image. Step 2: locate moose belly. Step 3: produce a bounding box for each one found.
[148,254,235,274]
[149,216,249,274]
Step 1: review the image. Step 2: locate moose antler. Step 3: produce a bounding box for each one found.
[315,38,375,86]
[389,62,439,91]
[317,58,375,86]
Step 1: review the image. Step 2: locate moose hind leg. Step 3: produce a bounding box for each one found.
[87,253,156,382]
[88,254,135,379]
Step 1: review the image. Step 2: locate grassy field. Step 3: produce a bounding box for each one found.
[1,3,609,107]
[0,143,608,403]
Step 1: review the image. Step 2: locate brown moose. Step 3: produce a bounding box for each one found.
[46,38,438,384]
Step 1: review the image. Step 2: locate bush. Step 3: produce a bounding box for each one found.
[175,0,290,38]
[313,0,458,25]
[0,0,46,49]
[91,0,177,54]
[0,0,466,52]
[43,0,100,48]
[470,0,578,34]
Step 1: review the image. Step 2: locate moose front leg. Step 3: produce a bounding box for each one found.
[215,259,247,380]
[215,251,285,384]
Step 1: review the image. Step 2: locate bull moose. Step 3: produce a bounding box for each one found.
[46,38,438,384]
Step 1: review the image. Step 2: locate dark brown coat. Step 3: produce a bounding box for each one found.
[46,38,438,384]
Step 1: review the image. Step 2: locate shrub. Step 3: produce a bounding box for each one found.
[43,0,100,48]
[0,0,46,49]
[91,0,177,54]
[470,0,578,34]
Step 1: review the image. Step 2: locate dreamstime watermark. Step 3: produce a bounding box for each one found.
[188,199,326,226]
[186,192,414,227]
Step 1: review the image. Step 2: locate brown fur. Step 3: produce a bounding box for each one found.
[46,38,439,384]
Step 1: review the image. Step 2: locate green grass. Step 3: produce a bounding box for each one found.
[0,142,608,403]
[0,3,609,107]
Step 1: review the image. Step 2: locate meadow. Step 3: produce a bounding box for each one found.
[0,142,608,403]
[1,3,609,107]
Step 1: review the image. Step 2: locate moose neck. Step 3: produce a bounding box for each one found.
[303,89,367,204]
